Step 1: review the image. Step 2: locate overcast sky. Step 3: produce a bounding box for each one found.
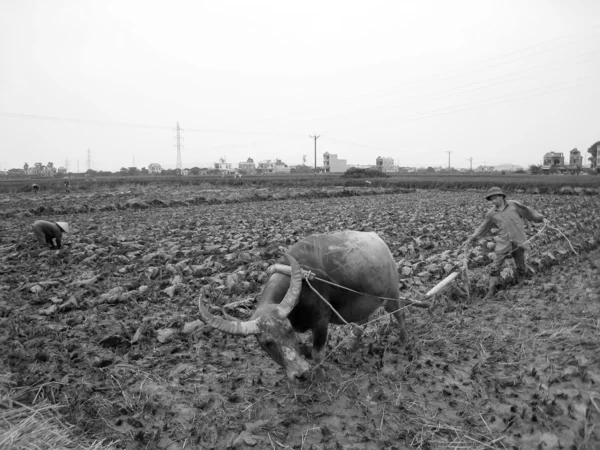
[1,0,599,172]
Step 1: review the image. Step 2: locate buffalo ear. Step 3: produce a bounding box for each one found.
[275,253,303,318]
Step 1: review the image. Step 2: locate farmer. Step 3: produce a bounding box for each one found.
[32,220,69,249]
[64,179,71,192]
[463,187,548,300]
[32,184,39,194]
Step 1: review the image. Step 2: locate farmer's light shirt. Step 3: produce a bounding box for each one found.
[471,200,544,254]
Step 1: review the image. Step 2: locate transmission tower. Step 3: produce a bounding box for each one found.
[175,122,183,171]
[309,135,320,176]
[87,148,92,171]
[65,157,70,173]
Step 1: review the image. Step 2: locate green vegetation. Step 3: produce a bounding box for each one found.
[1,171,599,195]
[341,167,389,178]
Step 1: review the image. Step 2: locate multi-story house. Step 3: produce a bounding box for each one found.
[238,158,256,174]
[148,163,162,174]
[375,156,395,172]
[323,152,347,173]
[569,149,582,168]
[543,151,564,167]
[257,159,290,173]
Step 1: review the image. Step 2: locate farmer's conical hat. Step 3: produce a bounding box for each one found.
[56,222,69,233]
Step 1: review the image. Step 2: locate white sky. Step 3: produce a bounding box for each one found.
[1,0,599,172]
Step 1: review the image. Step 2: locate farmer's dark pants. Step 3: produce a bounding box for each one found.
[490,243,526,277]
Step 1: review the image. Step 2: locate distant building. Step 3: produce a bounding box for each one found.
[569,149,582,168]
[148,163,162,174]
[323,152,347,173]
[375,156,395,172]
[214,157,234,174]
[543,151,564,167]
[257,159,290,173]
[238,157,256,173]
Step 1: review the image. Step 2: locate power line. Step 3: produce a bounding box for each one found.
[331,25,600,107]
[358,74,598,129]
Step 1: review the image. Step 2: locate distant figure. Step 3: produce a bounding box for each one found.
[32,184,39,194]
[32,220,69,249]
[64,179,71,192]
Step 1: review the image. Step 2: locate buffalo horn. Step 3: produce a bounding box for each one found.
[275,253,303,318]
[198,295,260,336]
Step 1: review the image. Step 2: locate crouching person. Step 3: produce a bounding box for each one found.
[32,220,69,249]
[464,187,548,300]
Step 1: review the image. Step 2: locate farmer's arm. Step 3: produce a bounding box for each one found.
[513,201,545,223]
[466,214,494,244]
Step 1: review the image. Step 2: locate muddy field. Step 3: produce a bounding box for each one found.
[1,185,599,449]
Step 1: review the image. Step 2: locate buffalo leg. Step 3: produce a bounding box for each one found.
[384,301,407,344]
[311,321,329,380]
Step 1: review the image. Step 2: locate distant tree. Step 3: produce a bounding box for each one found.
[140,167,149,175]
[190,167,201,175]
[291,164,314,174]
[24,162,29,172]
[426,167,435,173]
[515,168,526,174]
[529,165,540,174]
[119,167,129,175]
[127,167,140,176]
[587,140,599,168]
[8,168,25,176]
[549,166,558,174]
[342,168,389,178]
[161,169,177,176]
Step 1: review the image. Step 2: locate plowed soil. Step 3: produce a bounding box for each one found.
[1,186,599,449]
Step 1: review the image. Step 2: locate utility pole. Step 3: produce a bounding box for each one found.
[466,157,473,172]
[309,135,320,176]
[175,122,183,172]
[446,151,453,169]
[87,148,92,171]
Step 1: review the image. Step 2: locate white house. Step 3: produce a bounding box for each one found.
[148,163,162,174]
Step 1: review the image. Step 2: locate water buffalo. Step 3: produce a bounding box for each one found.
[198,230,406,382]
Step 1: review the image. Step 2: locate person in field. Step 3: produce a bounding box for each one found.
[32,184,39,194]
[464,187,548,300]
[64,179,71,192]
[32,220,69,249]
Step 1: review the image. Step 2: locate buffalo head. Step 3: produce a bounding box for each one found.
[198,254,311,382]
